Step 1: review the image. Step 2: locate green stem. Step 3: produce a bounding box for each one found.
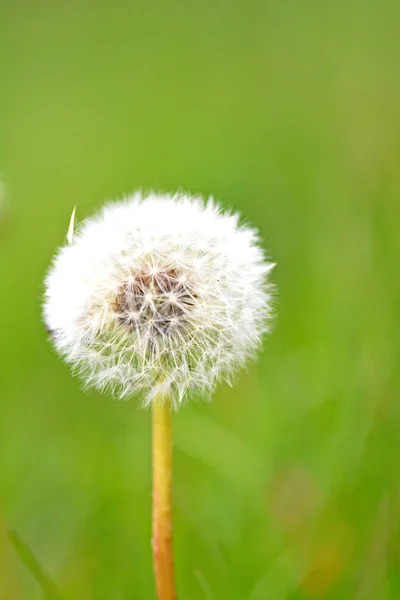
[8,530,62,599]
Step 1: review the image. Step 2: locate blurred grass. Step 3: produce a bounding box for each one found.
[1,0,400,598]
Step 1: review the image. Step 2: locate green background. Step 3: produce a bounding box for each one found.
[1,1,400,598]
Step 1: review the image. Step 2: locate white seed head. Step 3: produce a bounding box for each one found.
[43,191,275,407]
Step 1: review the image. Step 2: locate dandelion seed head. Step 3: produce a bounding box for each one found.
[43,191,274,407]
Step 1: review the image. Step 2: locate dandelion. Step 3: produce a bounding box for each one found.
[43,190,275,600]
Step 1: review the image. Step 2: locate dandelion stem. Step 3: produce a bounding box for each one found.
[152,400,177,600]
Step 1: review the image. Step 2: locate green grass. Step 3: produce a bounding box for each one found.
[1,1,400,598]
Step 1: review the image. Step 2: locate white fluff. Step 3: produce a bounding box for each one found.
[43,191,274,407]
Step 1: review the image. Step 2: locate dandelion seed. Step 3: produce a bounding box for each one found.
[66,206,76,244]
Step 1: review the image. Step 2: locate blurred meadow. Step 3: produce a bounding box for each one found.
[1,0,400,598]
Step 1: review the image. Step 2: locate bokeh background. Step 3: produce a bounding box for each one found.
[1,1,400,598]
